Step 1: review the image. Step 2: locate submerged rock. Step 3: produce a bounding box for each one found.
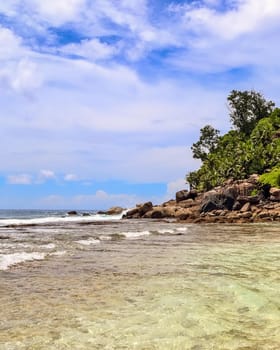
[67,211,78,216]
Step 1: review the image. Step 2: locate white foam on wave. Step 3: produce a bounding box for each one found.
[157,229,176,234]
[0,211,126,227]
[121,231,151,239]
[40,243,56,249]
[0,242,33,249]
[75,239,100,246]
[176,227,188,232]
[0,252,46,270]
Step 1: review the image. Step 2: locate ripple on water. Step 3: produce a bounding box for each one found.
[0,222,280,349]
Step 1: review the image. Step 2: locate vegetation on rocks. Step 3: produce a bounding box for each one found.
[187,90,280,191]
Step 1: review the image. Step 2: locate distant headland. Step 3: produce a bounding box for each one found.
[122,90,280,223]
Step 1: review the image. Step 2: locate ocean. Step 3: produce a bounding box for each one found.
[0,210,280,349]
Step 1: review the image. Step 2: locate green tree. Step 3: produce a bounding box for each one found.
[191,125,220,161]
[227,90,275,135]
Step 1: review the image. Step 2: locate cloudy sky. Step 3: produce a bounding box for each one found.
[0,0,279,209]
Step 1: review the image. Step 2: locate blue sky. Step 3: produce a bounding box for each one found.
[0,0,280,209]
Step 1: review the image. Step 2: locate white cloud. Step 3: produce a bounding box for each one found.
[7,174,32,185]
[64,173,78,181]
[35,170,56,183]
[0,27,24,59]
[39,190,142,210]
[60,39,118,61]
[26,0,86,26]
[0,2,19,16]
[166,178,188,198]
[176,0,280,40]
[6,59,42,95]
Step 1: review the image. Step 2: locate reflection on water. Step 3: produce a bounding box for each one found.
[1,222,280,349]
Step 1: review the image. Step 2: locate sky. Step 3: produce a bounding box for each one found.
[0,0,280,209]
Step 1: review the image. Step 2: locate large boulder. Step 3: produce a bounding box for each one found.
[236,181,256,196]
[236,195,260,205]
[270,187,280,201]
[176,189,197,202]
[200,192,235,213]
[124,208,139,219]
[105,206,124,215]
[138,202,153,216]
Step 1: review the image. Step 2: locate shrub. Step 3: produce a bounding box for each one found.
[259,167,280,188]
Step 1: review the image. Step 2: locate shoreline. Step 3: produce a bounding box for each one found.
[122,175,280,224]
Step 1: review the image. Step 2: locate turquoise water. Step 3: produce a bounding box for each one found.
[0,221,280,349]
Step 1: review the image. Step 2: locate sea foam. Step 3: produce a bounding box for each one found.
[76,239,100,246]
[0,252,46,270]
[0,211,125,227]
[120,230,151,239]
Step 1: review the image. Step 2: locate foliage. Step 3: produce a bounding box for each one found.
[187,90,280,191]
[227,90,275,135]
[250,189,259,196]
[259,167,280,188]
[191,125,220,161]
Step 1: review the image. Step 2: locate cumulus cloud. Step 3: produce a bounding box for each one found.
[7,170,57,185]
[64,173,78,181]
[60,39,118,61]
[0,27,24,59]
[26,0,86,26]
[166,178,188,198]
[180,0,280,40]
[1,59,43,95]
[37,170,56,182]
[39,190,142,210]
[7,174,32,185]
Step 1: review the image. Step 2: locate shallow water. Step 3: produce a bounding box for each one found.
[1,220,280,349]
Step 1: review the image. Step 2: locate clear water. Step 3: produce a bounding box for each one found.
[0,219,280,349]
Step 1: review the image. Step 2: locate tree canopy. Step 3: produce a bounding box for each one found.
[187,90,280,191]
[227,90,275,135]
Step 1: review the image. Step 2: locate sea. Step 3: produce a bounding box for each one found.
[0,209,280,349]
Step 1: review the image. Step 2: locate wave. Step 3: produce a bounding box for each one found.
[0,252,46,270]
[120,230,151,239]
[0,250,66,270]
[0,211,127,227]
[75,239,100,246]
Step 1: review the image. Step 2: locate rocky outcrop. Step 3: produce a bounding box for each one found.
[123,175,280,223]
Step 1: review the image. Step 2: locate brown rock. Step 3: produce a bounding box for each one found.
[138,202,153,216]
[270,187,280,201]
[237,195,260,205]
[105,206,124,215]
[176,189,198,202]
[125,208,139,218]
[240,202,251,212]
[239,212,252,219]
[236,182,256,196]
[162,199,176,207]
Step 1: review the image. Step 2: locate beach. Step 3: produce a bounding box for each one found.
[1,213,280,349]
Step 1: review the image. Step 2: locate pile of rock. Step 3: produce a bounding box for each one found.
[123,175,280,223]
